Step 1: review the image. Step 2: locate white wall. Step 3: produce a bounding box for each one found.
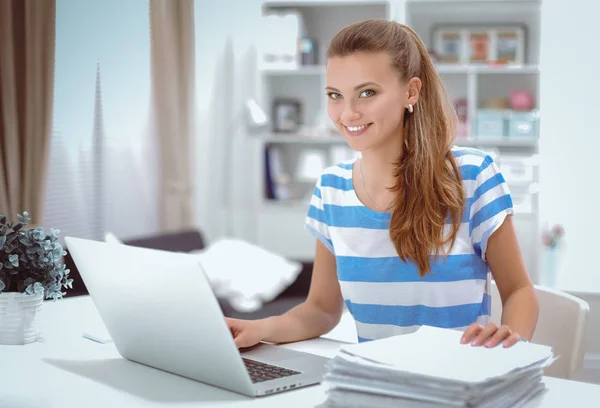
[539,1,600,291]
[539,0,600,383]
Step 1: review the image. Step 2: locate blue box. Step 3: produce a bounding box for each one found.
[508,111,537,138]
[476,110,506,137]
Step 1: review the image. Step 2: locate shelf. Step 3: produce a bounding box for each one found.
[406,0,540,15]
[436,64,540,75]
[264,0,389,8]
[262,64,539,76]
[261,65,325,76]
[263,134,346,145]
[455,138,538,147]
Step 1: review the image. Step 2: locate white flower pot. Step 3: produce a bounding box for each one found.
[0,292,44,345]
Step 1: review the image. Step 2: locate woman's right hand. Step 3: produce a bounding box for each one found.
[225,317,270,349]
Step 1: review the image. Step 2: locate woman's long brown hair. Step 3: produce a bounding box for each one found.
[328,20,465,276]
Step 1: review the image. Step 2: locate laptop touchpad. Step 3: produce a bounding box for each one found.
[240,343,301,364]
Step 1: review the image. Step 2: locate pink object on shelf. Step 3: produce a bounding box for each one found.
[510,90,534,111]
[457,120,470,139]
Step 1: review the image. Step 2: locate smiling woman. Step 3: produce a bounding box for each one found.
[324,22,464,273]
[304,20,538,348]
[225,20,538,354]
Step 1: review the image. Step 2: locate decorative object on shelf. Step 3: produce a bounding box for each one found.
[259,12,303,70]
[298,37,318,66]
[272,98,302,133]
[541,224,566,288]
[454,98,469,139]
[244,98,269,129]
[274,174,293,201]
[436,29,462,63]
[469,31,490,63]
[0,212,72,345]
[482,97,510,110]
[265,146,295,201]
[510,90,535,111]
[433,25,526,65]
[497,28,523,64]
[295,149,327,183]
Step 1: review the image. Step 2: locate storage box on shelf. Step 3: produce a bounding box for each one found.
[499,155,537,186]
[476,109,506,138]
[508,110,537,138]
[475,109,539,139]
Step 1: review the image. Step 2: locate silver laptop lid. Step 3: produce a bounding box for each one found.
[64,237,254,396]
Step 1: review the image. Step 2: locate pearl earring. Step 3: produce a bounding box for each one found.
[407,104,414,113]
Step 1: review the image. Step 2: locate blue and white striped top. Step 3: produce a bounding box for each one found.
[305,147,514,342]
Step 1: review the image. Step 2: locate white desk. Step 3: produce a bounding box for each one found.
[1,296,599,407]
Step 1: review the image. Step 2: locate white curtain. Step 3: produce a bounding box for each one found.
[149,0,196,233]
[193,0,264,242]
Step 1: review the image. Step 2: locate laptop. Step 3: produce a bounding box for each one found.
[64,236,330,397]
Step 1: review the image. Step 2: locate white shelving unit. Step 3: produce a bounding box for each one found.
[253,0,542,279]
[406,0,542,282]
[261,66,326,76]
[255,0,393,260]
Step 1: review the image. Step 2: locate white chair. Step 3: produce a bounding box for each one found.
[490,280,590,379]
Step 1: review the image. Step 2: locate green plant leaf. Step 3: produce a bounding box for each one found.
[8,254,19,267]
[25,282,44,296]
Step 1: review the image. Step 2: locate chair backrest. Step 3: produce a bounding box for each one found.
[490,281,590,379]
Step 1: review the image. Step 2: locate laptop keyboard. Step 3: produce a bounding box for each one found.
[242,358,301,383]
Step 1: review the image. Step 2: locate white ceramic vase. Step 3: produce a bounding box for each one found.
[0,292,44,345]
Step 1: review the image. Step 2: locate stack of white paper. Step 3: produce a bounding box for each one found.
[318,326,555,408]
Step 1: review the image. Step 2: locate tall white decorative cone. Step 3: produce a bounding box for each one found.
[0,292,44,345]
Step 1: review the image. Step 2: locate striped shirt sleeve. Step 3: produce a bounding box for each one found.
[305,174,334,254]
[469,155,514,261]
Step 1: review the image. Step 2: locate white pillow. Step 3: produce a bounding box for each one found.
[191,239,302,312]
[104,233,301,313]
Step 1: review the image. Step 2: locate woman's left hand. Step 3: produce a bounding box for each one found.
[460,322,524,348]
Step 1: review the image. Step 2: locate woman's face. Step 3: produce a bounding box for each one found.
[326,51,410,153]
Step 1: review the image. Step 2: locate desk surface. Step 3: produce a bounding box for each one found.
[1,296,599,408]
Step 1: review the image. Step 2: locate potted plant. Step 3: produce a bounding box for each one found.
[0,211,73,345]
